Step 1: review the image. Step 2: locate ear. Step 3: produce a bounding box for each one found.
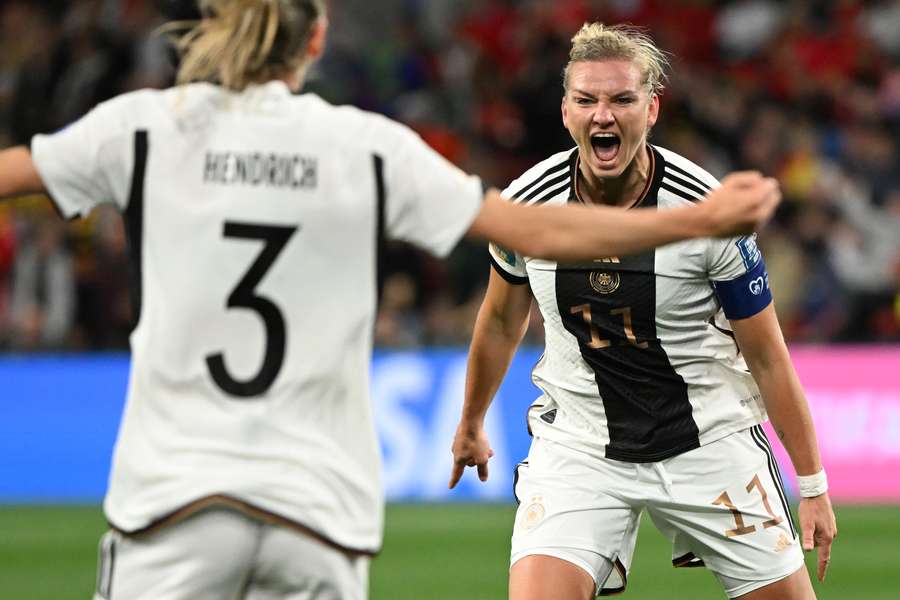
[561,94,569,129]
[307,17,328,60]
[647,94,660,129]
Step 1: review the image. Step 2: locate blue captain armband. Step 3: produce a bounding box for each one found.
[712,260,773,320]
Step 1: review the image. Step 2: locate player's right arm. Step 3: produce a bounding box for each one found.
[448,268,532,489]
[466,171,780,262]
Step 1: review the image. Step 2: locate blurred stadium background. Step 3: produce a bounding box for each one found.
[1,0,898,598]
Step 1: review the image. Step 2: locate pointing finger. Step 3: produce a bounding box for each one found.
[817,541,832,582]
[448,462,464,489]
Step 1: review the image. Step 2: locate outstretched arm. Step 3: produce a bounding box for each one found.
[731,304,837,583]
[0,147,47,198]
[467,171,780,262]
[449,269,532,489]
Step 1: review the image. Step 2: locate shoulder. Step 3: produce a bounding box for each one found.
[655,145,720,205]
[501,148,576,204]
[300,94,421,147]
[85,88,166,129]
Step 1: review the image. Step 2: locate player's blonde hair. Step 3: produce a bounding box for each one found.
[563,23,669,98]
[165,0,325,91]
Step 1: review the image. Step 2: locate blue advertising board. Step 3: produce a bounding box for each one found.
[1,350,544,503]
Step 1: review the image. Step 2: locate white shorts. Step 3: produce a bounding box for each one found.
[510,425,804,598]
[93,506,370,600]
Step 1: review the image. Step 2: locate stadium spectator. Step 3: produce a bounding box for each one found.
[9,217,75,350]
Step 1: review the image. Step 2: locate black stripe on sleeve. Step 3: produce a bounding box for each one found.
[750,426,797,539]
[123,130,148,332]
[521,171,570,203]
[490,255,529,285]
[660,181,703,203]
[663,170,710,197]
[507,159,569,201]
[664,161,713,192]
[373,153,387,305]
[530,180,571,205]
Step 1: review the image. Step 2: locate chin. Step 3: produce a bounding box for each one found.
[589,160,626,180]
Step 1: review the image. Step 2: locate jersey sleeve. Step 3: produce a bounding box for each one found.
[380,124,484,257]
[488,242,528,284]
[30,96,136,219]
[708,233,773,320]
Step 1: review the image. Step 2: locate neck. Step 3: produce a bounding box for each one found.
[278,64,309,92]
[578,144,651,208]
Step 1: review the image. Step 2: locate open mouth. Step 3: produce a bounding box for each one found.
[590,133,620,162]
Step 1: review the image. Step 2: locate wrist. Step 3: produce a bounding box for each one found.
[458,414,486,430]
[796,469,828,498]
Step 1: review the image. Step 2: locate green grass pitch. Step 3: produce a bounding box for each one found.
[0,504,897,599]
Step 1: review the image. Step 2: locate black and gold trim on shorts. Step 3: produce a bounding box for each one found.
[672,551,705,568]
[108,494,379,558]
[599,558,628,596]
[512,460,528,505]
[749,425,797,539]
[95,531,116,599]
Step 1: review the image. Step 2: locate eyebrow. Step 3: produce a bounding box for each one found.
[570,88,639,98]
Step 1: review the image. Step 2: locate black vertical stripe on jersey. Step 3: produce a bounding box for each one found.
[123,130,148,333]
[373,154,386,306]
[556,149,698,463]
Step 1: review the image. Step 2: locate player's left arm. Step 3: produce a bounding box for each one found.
[0,146,47,198]
[731,305,838,582]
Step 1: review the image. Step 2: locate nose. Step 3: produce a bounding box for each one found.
[593,102,614,126]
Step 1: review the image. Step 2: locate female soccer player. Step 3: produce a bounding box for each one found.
[450,23,836,600]
[0,3,778,599]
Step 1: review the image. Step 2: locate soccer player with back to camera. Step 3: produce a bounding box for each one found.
[0,3,780,599]
[450,22,836,600]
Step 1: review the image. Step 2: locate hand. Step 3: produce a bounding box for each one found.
[703,171,781,237]
[798,493,838,582]
[448,422,494,489]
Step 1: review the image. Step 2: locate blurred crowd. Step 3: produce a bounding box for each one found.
[0,0,898,352]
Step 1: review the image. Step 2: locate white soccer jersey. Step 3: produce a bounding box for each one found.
[31,81,483,553]
[491,145,772,463]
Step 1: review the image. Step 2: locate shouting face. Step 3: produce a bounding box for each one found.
[562,59,659,186]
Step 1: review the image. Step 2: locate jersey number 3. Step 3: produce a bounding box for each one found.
[206,222,298,398]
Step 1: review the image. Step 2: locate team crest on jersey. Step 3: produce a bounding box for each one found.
[520,495,546,530]
[736,235,762,270]
[590,271,620,294]
[774,532,793,553]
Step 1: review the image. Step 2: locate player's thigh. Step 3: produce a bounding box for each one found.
[511,437,639,597]
[647,426,805,599]
[510,554,598,600]
[94,508,259,600]
[244,524,369,600]
[730,566,815,600]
